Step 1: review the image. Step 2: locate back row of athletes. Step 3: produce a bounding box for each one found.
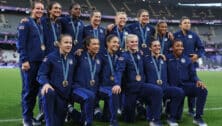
[17,1,208,126]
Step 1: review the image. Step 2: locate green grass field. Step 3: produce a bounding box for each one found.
[0,68,221,126]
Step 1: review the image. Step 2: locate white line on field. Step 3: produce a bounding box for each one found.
[0,107,222,123]
[184,107,222,111]
[0,118,22,122]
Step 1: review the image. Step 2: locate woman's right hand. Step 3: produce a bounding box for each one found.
[41,84,54,96]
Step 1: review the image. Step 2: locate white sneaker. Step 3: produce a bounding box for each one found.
[149,121,163,126]
[94,107,102,115]
[167,119,179,126]
[23,119,32,126]
[117,109,122,115]
[193,118,208,126]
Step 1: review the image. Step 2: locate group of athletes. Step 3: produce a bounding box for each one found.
[17,1,208,126]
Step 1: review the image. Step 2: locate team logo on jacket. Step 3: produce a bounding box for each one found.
[137,55,141,60]
[100,29,103,33]
[18,25,25,30]
[188,35,193,38]
[181,58,186,63]
[115,55,118,59]
[77,22,80,26]
[43,57,48,62]
[124,31,128,36]
[164,38,168,41]
[69,59,73,64]
[146,27,150,31]
[160,60,164,64]
[118,57,124,61]
[96,59,100,64]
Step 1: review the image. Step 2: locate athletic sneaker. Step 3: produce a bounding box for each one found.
[94,107,102,120]
[167,119,179,126]
[23,119,32,126]
[149,120,163,126]
[188,111,195,117]
[193,117,207,126]
[35,112,44,122]
[84,121,92,126]
[117,108,122,115]
[32,118,41,126]
[23,118,41,126]
[110,120,119,126]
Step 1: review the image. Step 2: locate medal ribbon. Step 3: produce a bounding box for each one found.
[158,34,166,54]
[130,53,140,75]
[87,53,97,80]
[151,57,162,81]
[30,18,44,45]
[93,29,99,38]
[70,17,79,40]
[50,21,58,42]
[116,27,125,48]
[107,52,115,76]
[139,24,147,46]
[61,57,70,81]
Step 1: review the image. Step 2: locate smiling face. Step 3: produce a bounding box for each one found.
[149,40,161,56]
[31,2,44,19]
[107,36,120,53]
[87,38,100,55]
[90,12,101,26]
[70,4,81,17]
[138,11,149,25]
[126,35,139,52]
[49,3,62,19]
[58,35,73,54]
[180,18,191,31]
[115,12,127,28]
[172,40,184,57]
[157,22,168,35]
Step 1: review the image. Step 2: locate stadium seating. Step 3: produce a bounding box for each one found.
[1,0,30,8]
[0,49,19,67]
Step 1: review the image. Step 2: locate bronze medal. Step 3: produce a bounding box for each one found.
[156,79,163,85]
[62,80,68,87]
[110,75,114,81]
[90,80,95,86]
[54,41,59,46]
[73,40,78,45]
[41,43,46,51]
[141,43,147,48]
[136,74,141,81]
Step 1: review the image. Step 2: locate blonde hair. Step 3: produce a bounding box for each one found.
[116,11,127,16]
[125,34,138,51]
[115,11,128,24]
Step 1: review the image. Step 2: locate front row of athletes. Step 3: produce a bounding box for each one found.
[37,34,207,126]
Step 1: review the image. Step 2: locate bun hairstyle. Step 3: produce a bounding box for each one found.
[172,39,182,46]
[136,9,149,18]
[69,2,80,14]
[116,11,127,17]
[105,34,118,48]
[90,9,101,19]
[180,16,190,25]
[149,36,158,47]
[83,36,98,49]
[47,1,61,16]
[155,20,167,36]
[31,0,44,10]
[54,34,72,47]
